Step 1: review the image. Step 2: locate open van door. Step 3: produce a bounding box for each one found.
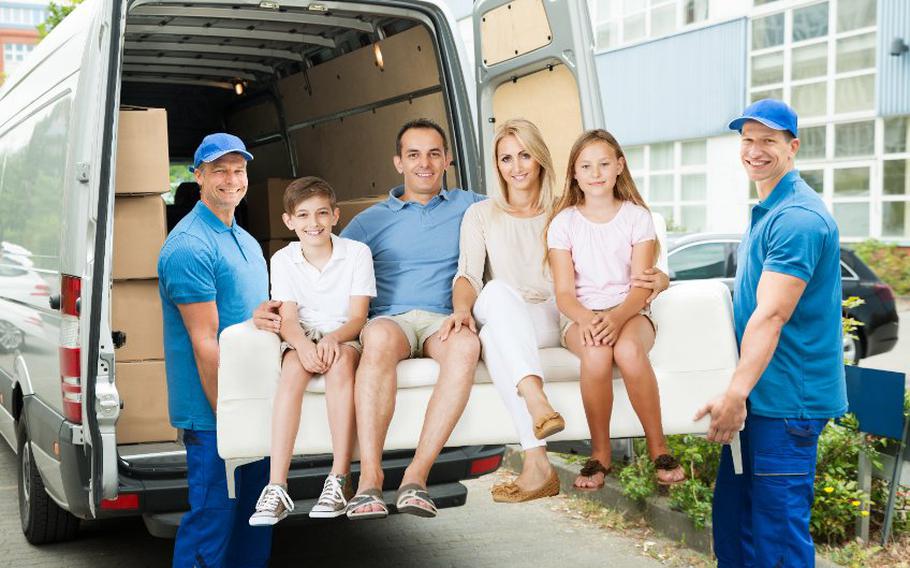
[80,0,128,513]
[473,0,603,196]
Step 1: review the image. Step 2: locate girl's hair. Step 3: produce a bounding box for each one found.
[544,129,659,262]
[491,118,557,216]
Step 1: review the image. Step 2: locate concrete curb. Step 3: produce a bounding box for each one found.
[503,445,841,568]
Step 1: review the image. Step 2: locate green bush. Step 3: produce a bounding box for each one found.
[617,450,657,503]
[668,478,714,529]
[851,239,910,295]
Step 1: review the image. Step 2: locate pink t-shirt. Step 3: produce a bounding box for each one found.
[547,202,656,310]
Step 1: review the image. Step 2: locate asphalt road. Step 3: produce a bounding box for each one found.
[860,309,909,381]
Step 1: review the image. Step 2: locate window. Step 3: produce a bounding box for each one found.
[833,202,869,237]
[792,42,828,80]
[752,13,785,49]
[801,169,825,193]
[837,32,876,73]
[835,75,875,114]
[792,82,827,117]
[834,121,874,157]
[837,0,876,33]
[669,243,728,280]
[3,43,35,75]
[883,159,909,197]
[684,0,708,25]
[0,6,46,26]
[590,0,709,50]
[752,51,784,86]
[833,167,870,196]
[632,139,707,231]
[799,126,827,160]
[792,2,828,42]
[884,117,910,154]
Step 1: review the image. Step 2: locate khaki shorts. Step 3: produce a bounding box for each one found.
[280,320,362,356]
[362,309,448,358]
[559,306,656,347]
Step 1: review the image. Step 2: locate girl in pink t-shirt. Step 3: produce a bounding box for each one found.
[546,129,684,490]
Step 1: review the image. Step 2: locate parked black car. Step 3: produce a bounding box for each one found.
[666,233,900,363]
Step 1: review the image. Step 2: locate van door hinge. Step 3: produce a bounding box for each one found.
[70,424,84,445]
[75,162,90,183]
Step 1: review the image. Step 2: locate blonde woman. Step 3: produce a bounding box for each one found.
[437,119,670,501]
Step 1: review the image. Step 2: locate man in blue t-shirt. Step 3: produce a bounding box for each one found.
[339,119,486,519]
[158,133,277,567]
[695,99,847,566]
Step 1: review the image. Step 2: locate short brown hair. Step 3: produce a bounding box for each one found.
[283,176,337,214]
[396,118,448,156]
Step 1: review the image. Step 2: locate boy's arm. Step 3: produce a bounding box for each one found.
[324,296,370,343]
[278,301,312,351]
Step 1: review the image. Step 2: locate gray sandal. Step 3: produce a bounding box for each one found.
[345,488,388,520]
[395,483,437,518]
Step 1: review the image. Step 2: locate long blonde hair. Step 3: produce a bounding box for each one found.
[544,129,659,261]
[491,118,557,217]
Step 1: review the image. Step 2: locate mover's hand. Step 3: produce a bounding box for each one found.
[253,300,282,333]
[694,391,747,444]
[632,267,670,305]
[316,335,341,369]
[438,310,477,341]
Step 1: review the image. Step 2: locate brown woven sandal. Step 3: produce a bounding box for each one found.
[491,469,560,503]
[533,411,565,440]
[654,454,685,486]
[574,458,611,491]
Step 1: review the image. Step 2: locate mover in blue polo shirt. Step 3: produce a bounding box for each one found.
[695,100,847,567]
[340,119,485,519]
[158,133,273,567]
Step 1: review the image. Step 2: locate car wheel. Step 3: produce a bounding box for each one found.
[844,333,864,365]
[0,320,25,352]
[17,414,80,544]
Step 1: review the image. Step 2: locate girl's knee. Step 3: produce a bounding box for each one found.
[613,339,646,367]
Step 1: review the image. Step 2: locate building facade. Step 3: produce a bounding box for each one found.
[453,0,910,244]
[0,0,48,82]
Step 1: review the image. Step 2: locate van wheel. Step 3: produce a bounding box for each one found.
[17,415,80,544]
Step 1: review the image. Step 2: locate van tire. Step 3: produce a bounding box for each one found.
[17,415,80,544]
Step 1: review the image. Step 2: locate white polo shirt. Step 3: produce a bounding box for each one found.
[270,234,376,334]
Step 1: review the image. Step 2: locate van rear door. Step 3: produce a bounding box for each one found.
[81,0,127,513]
[473,0,603,194]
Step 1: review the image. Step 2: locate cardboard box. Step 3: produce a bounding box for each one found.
[115,107,170,195]
[116,360,177,444]
[336,196,384,232]
[260,239,294,262]
[113,195,166,279]
[112,280,163,362]
[245,178,295,240]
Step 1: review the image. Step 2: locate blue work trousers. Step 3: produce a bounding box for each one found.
[713,414,828,568]
[172,429,272,568]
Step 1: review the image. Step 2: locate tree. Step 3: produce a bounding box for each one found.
[36,0,84,39]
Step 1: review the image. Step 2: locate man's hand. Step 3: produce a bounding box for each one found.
[632,267,670,305]
[316,335,341,370]
[297,341,327,375]
[253,300,282,333]
[438,310,477,341]
[694,389,747,444]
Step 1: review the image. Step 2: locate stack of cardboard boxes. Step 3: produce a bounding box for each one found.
[111,107,177,445]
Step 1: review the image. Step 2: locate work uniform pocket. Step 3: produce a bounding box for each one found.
[751,452,817,567]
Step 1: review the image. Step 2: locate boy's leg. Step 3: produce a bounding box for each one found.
[268,351,312,485]
[749,416,826,567]
[564,324,614,489]
[323,345,358,475]
[226,456,273,567]
[713,414,754,568]
[173,430,251,568]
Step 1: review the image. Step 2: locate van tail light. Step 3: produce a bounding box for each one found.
[469,454,503,476]
[874,282,895,304]
[100,493,139,511]
[59,275,82,424]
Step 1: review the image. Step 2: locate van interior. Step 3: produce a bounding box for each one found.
[113,1,466,466]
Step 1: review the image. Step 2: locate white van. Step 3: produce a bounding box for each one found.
[0,0,611,542]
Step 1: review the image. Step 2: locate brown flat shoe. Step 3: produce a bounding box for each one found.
[492,469,559,503]
[654,454,685,486]
[533,411,565,440]
[574,458,611,491]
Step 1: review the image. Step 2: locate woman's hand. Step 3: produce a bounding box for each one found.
[438,310,477,341]
[316,335,341,370]
[632,267,670,305]
[253,300,283,333]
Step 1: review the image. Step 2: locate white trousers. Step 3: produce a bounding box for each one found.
[473,280,561,450]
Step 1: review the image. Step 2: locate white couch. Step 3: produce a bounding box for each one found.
[217,280,741,496]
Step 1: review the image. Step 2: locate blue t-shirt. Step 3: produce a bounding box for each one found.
[733,170,847,419]
[157,201,268,431]
[340,186,486,317]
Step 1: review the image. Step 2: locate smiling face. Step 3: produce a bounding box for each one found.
[740,121,800,187]
[496,134,542,198]
[393,127,451,199]
[194,153,248,215]
[573,141,624,199]
[282,194,339,246]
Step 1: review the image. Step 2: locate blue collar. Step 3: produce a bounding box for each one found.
[386,186,451,211]
[194,201,235,234]
[755,170,799,213]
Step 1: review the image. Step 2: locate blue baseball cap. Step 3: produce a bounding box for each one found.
[190,133,254,172]
[728,99,799,139]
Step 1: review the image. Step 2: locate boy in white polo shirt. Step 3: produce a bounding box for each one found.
[249,177,376,525]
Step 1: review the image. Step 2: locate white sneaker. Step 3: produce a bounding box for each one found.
[249,484,294,526]
[309,474,354,518]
